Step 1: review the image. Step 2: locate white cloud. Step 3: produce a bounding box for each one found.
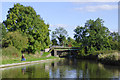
[75,4,118,12]
[50,24,69,28]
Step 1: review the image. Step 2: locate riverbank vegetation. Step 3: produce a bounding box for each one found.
[1,3,50,54]
[0,3,53,64]
[0,3,120,65]
[73,18,120,65]
[51,19,119,54]
[51,17,120,65]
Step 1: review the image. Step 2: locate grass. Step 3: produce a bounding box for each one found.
[2,52,58,64]
[41,52,50,57]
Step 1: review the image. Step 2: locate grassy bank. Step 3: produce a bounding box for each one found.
[2,52,58,64]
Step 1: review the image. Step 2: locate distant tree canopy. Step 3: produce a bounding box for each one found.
[2,3,50,54]
[51,27,68,46]
[109,32,119,50]
[67,37,79,47]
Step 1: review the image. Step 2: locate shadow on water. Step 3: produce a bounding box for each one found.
[1,58,120,78]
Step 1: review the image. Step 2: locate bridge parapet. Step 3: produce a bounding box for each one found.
[50,46,64,48]
[50,46,80,49]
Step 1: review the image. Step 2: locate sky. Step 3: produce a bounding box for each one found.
[1,2,118,39]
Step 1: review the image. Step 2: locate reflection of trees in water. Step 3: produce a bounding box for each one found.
[28,63,49,78]
[2,59,120,78]
[2,63,50,78]
[50,59,120,78]
[77,60,116,78]
[26,66,35,78]
[103,65,120,77]
[50,60,67,78]
[21,67,26,75]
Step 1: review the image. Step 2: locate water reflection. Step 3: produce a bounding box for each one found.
[1,59,120,78]
[49,59,120,78]
[21,67,26,75]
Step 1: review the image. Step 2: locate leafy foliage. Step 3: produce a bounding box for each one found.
[2,31,28,52]
[2,45,20,56]
[51,27,68,46]
[67,37,80,47]
[3,3,50,53]
[109,32,119,50]
[74,18,112,55]
[51,39,58,46]
[0,23,7,48]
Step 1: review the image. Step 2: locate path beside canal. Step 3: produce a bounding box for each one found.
[0,58,60,68]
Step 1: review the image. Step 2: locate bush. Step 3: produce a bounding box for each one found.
[2,46,20,57]
[2,31,28,52]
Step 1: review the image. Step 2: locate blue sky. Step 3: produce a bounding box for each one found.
[1,2,118,39]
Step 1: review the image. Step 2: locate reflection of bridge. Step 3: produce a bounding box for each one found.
[49,46,80,57]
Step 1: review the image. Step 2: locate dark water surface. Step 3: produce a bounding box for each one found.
[1,58,120,78]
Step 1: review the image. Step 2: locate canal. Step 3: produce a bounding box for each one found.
[1,58,120,79]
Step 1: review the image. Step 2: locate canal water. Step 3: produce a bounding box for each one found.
[1,58,120,79]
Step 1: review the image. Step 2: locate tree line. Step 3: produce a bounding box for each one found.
[51,18,119,55]
[1,3,119,56]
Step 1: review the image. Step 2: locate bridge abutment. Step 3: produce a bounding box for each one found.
[54,50,59,57]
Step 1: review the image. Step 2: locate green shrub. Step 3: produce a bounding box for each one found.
[2,31,28,52]
[2,46,20,56]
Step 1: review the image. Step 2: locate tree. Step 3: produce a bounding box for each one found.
[85,18,111,51]
[51,39,58,46]
[51,31,58,45]
[110,32,118,41]
[74,18,111,54]
[51,27,68,46]
[57,34,66,46]
[67,37,78,47]
[0,23,7,48]
[109,32,118,50]
[3,3,50,53]
[118,33,120,50]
